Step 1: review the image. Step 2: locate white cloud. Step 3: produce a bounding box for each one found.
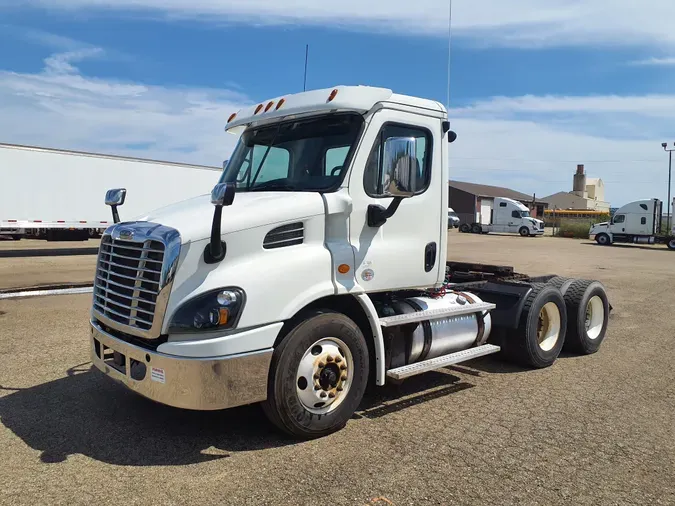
[2,0,674,49]
[629,56,675,66]
[0,49,251,166]
[0,48,671,206]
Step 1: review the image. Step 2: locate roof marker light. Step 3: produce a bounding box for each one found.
[227,113,237,123]
[275,98,286,110]
[265,101,274,112]
[254,104,264,114]
[327,89,339,102]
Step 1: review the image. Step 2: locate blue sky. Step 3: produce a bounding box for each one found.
[1,0,674,206]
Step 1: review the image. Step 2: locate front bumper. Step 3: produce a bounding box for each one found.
[90,320,273,410]
[531,229,545,236]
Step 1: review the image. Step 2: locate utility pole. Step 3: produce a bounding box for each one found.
[662,142,674,232]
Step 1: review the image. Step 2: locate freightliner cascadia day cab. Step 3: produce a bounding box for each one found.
[589,198,675,250]
[459,197,544,237]
[90,85,611,439]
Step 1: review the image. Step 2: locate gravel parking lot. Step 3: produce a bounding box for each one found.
[0,232,674,505]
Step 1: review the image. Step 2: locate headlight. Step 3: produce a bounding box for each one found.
[168,288,245,333]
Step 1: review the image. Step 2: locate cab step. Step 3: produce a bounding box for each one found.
[378,302,495,328]
[386,344,501,380]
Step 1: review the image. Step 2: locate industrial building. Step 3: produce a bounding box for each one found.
[542,164,610,212]
[448,180,549,225]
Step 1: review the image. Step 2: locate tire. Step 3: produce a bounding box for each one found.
[11,235,21,241]
[595,233,611,246]
[667,238,675,251]
[547,276,575,295]
[562,280,609,355]
[505,283,567,368]
[459,223,470,233]
[471,223,482,234]
[519,227,529,237]
[261,310,369,439]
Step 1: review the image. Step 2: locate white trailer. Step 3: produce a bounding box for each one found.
[0,143,222,240]
[589,197,675,250]
[88,85,611,440]
[459,197,544,237]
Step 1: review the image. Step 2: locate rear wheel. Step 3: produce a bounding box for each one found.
[519,227,529,237]
[547,276,575,295]
[261,310,369,439]
[596,233,611,246]
[562,280,609,354]
[459,223,471,233]
[505,283,567,368]
[471,223,482,234]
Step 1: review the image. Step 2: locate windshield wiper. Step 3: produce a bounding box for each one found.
[249,182,298,192]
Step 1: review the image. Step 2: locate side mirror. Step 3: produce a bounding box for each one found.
[367,137,419,228]
[105,188,126,224]
[380,136,418,198]
[211,182,236,206]
[205,183,236,264]
[448,130,457,143]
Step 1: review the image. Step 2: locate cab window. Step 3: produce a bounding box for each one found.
[613,215,625,224]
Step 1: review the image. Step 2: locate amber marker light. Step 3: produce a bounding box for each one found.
[338,264,350,274]
[327,89,338,102]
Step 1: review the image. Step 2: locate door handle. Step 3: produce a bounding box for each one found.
[424,242,437,273]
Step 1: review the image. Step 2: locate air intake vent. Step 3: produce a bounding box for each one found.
[263,222,304,249]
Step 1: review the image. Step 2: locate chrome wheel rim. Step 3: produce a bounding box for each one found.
[296,337,353,415]
[537,302,561,351]
[585,295,605,340]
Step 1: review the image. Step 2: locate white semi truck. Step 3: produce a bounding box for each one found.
[0,143,222,241]
[459,197,544,237]
[589,198,675,250]
[89,85,611,439]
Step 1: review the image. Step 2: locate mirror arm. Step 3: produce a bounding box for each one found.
[204,205,227,264]
[111,206,120,224]
[367,197,404,228]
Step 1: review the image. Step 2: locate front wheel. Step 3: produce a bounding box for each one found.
[596,233,611,246]
[261,310,369,439]
[667,238,675,250]
[519,227,530,237]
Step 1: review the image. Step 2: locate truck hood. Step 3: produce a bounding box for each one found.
[589,222,609,234]
[132,192,326,243]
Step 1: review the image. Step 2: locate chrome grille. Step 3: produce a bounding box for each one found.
[94,235,165,332]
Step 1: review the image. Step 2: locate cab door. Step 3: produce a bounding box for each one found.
[348,109,443,292]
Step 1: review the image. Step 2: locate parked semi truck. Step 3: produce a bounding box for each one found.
[89,85,611,439]
[0,143,222,240]
[589,198,675,250]
[459,197,544,236]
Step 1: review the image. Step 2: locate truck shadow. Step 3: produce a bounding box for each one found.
[0,363,291,466]
[581,242,671,252]
[0,364,477,466]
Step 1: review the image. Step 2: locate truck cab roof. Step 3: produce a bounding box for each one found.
[225,85,447,134]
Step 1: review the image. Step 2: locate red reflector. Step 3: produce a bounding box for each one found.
[57,221,65,223]
[80,221,87,223]
[8,220,17,223]
[34,220,42,223]
[100,221,108,224]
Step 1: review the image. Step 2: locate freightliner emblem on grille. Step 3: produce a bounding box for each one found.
[119,229,134,240]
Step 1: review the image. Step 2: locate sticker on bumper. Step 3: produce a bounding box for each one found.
[151,367,166,384]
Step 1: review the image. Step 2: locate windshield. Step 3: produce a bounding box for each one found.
[219,113,364,192]
[521,210,531,217]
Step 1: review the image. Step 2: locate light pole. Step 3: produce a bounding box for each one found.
[662,142,674,232]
